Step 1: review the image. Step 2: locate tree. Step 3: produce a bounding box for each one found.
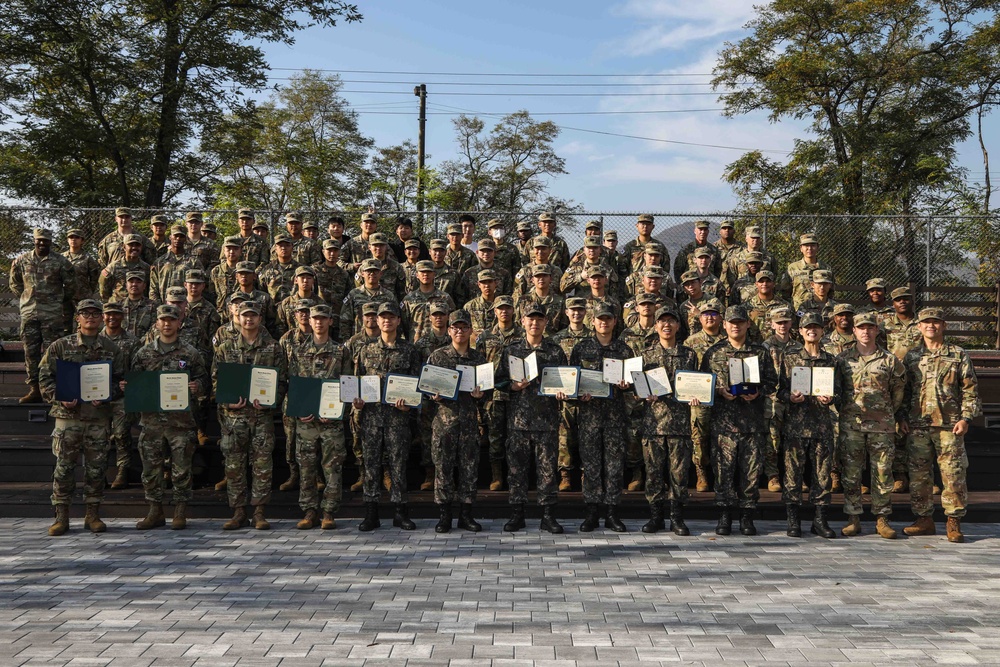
[369,141,419,211]
[0,0,362,208]
[207,71,373,214]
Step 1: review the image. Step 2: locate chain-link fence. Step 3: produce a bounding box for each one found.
[2,207,998,345]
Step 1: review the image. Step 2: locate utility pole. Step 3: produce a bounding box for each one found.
[414,84,427,213]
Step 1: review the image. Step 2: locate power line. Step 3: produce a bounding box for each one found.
[267,67,713,77]
[355,108,725,116]
[265,78,728,88]
[334,90,720,97]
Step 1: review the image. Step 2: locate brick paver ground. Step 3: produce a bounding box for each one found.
[1,517,999,666]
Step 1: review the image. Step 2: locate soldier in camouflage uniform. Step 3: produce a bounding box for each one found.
[184,213,219,274]
[621,214,668,276]
[571,304,633,532]
[325,215,352,271]
[515,264,566,335]
[341,212,377,273]
[779,233,833,310]
[684,300,726,491]
[402,261,457,342]
[221,262,276,327]
[425,310,488,533]
[130,304,208,531]
[674,220,723,284]
[476,296,522,491]
[465,270,500,337]
[401,240,422,293]
[225,209,270,268]
[796,269,840,322]
[625,245,668,299]
[623,267,677,329]
[488,218,524,279]
[101,302,141,491]
[97,207,157,268]
[148,225,197,303]
[859,277,894,324]
[353,301,423,532]
[339,258,399,342]
[724,226,777,293]
[149,215,170,259]
[287,304,353,530]
[761,306,800,492]
[345,303,381,492]
[119,271,159,337]
[256,232,300,305]
[359,233,408,303]
[313,239,352,328]
[821,303,856,355]
[561,236,621,300]
[39,299,125,536]
[212,236,243,308]
[530,211,572,271]
[728,252,767,306]
[277,298,315,494]
[678,271,712,340]
[414,302,454,492]
[512,236,564,299]
[213,301,288,531]
[901,308,981,543]
[701,305,779,536]
[427,238,461,303]
[457,238,513,305]
[691,247,725,302]
[603,230,630,283]
[552,297,590,492]
[500,303,569,533]
[776,313,841,538]
[837,311,907,539]
[741,271,792,343]
[882,286,923,491]
[10,228,76,403]
[715,220,743,276]
[444,223,477,281]
[283,211,324,266]
[275,266,320,339]
[100,234,151,303]
[568,220,612,267]
[638,307,699,535]
[583,266,623,336]
[620,292,659,492]
[63,228,101,308]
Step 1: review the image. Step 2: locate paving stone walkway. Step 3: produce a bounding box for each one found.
[1,517,999,666]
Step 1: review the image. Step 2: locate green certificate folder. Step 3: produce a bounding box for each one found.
[286,376,345,420]
[124,370,191,412]
[216,362,279,407]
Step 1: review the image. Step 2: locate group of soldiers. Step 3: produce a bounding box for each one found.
[9,208,980,541]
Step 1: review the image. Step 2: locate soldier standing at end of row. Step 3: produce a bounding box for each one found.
[883,286,922,492]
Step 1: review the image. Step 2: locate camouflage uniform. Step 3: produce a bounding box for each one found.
[402,289,457,342]
[210,262,239,308]
[212,331,288,509]
[501,337,568,506]
[685,329,724,472]
[777,347,842,506]
[620,322,658,481]
[276,292,319,339]
[797,295,840,321]
[290,236,323,267]
[903,344,980,519]
[458,264,513,304]
[838,345,906,517]
[228,233,270,268]
[102,330,141,475]
[583,293,622,331]
[477,324,524,464]
[9,248,76,384]
[529,234,572,270]
[280,328,312,486]
[353,255,407,303]
[571,336,633,506]
[256,259,300,305]
[673,241,722,284]
[621,238,668,275]
[494,241,524,279]
[120,296,159,337]
[551,326,590,476]
[221,289,278,337]
[130,338,208,503]
[640,343,699,507]
[883,313,923,478]
[516,292,566,335]
[701,338,779,508]
[151,236,169,260]
[762,336,801,482]
[414,330,452,469]
[465,296,498,338]
[39,332,125,506]
[312,262,352,323]
[65,250,101,303]
[100,259,151,302]
[341,234,374,271]
[426,344,488,505]
[187,237,219,272]
[346,329,378,469]
[725,248,777,287]
[512,263,563,300]
[339,286,398,342]
[432,264,460,304]
[560,260,620,300]
[149,252,198,303]
[445,245,477,280]
[742,295,791,342]
[287,335,353,515]
[355,337,422,504]
[821,330,855,356]
[98,230,156,268]
[779,259,833,309]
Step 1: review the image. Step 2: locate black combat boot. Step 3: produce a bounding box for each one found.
[393,503,416,530]
[604,505,627,532]
[786,504,801,537]
[579,503,600,532]
[716,507,733,535]
[642,501,664,534]
[739,509,757,536]
[503,503,526,532]
[811,506,836,538]
[435,504,452,533]
[539,506,564,534]
[670,501,690,536]
[457,504,482,532]
[358,501,380,532]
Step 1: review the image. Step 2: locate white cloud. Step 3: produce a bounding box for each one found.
[596,155,726,185]
[610,0,758,54]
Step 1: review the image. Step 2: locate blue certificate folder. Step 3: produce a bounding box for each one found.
[55,360,112,402]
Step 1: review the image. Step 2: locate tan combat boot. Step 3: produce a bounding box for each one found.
[197,430,210,447]
[420,465,434,491]
[214,478,228,491]
[946,516,964,543]
[892,473,908,493]
[48,505,70,536]
[252,506,270,530]
[321,512,336,530]
[627,467,645,492]
[695,465,710,492]
[559,469,572,492]
[19,382,42,404]
[110,465,128,490]
[830,470,842,493]
[350,465,364,492]
[136,502,166,530]
[489,461,504,491]
[903,516,935,536]
[83,504,107,533]
[297,509,318,530]
[876,516,897,539]
[841,515,862,537]
[222,507,248,530]
[767,476,781,493]
[382,469,392,492]
[171,503,187,530]
[279,470,298,492]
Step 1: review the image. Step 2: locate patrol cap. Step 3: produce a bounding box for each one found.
[487,218,505,229]
[745,251,765,264]
[642,266,666,279]
[360,258,382,272]
[890,287,912,300]
[156,304,181,320]
[235,261,256,273]
[583,236,600,248]
[637,213,655,224]
[800,233,819,245]
[361,212,377,223]
[565,297,587,310]
[125,270,146,281]
[124,233,144,246]
[184,269,207,283]
[477,269,498,282]
[33,228,53,241]
[229,292,251,303]
[854,311,878,326]
[584,220,601,232]
[76,298,103,313]
[699,299,723,314]
[102,302,124,314]
[522,302,548,318]
[415,260,435,272]
[643,242,663,254]
[531,264,552,277]
[303,220,318,231]
[309,304,332,319]
[237,208,255,219]
[603,230,618,240]
[724,305,749,322]
[586,265,608,278]
[203,223,217,234]
[67,228,85,239]
[294,265,316,278]
[238,301,261,316]
[272,231,292,244]
[693,246,712,258]
[917,307,945,322]
[832,303,855,316]
[636,292,659,306]
[165,286,188,302]
[694,219,710,229]
[404,239,420,249]
[185,212,203,223]
[252,220,269,230]
[866,278,886,290]
[746,225,763,238]
[655,306,679,321]
[360,302,380,316]
[494,295,515,309]
[223,235,242,248]
[429,301,450,316]
[532,236,552,248]
[446,223,462,235]
[169,224,187,237]
[799,313,824,328]
[448,310,471,326]
[680,270,700,284]
[284,211,303,223]
[150,214,169,227]
[368,232,388,245]
[377,301,401,317]
[516,221,533,232]
[294,298,315,311]
[748,270,772,283]
[115,207,132,217]
[811,269,834,284]
[593,303,616,319]
[429,238,448,250]
[769,306,794,322]
[478,238,497,251]
[537,211,555,223]
[720,220,735,229]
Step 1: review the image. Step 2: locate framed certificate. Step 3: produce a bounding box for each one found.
[57,360,113,403]
[674,371,716,406]
[578,368,611,398]
[383,374,423,407]
[418,364,460,400]
[539,366,580,398]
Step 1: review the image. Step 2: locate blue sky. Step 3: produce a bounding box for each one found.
[262,0,996,213]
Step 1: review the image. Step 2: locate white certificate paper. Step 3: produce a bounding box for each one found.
[811,366,835,396]
[361,375,382,403]
[578,368,611,398]
[729,356,760,385]
[339,375,359,403]
[539,367,579,397]
[790,366,813,395]
[383,375,422,407]
[630,368,672,398]
[674,371,715,405]
[456,363,494,392]
[420,364,461,398]
[159,372,189,411]
[318,381,345,419]
[473,362,494,391]
[79,363,111,402]
[602,356,643,384]
[249,367,278,406]
[508,351,539,383]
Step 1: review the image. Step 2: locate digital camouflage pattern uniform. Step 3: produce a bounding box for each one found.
[130,337,208,504]
[10,246,76,385]
[701,337,779,508]
[883,312,923,479]
[762,335,801,483]
[512,262,563,300]
[228,233,270,268]
[681,328,724,473]
[780,259,833,309]
[402,289,457,342]
[353,255,407,303]
[673,240,722,284]
[821,329,855,356]
[280,327,312,489]
[838,344,906,517]
[445,245,477,283]
[98,229,157,268]
[465,295,498,338]
[276,291,319,340]
[211,262,240,308]
[415,330,452,470]
[458,264,513,305]
[102,329,141,476]
[552,325,590,476]
[290,236,323,267]
[903,343,980,519]
[312,262,352,325]
[432,264,460,304]
[64,250,101,304]
[186,237,219,272]
[743,294,791,343]
[256,259,300,305]
[346,326,378,472]
[339,286,398,342]
[516,292,566,336]
[619,320,658,482]
[476,323,523,465]
[529,234,572,271]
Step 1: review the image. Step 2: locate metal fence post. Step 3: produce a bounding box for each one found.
[926,215,932,289]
